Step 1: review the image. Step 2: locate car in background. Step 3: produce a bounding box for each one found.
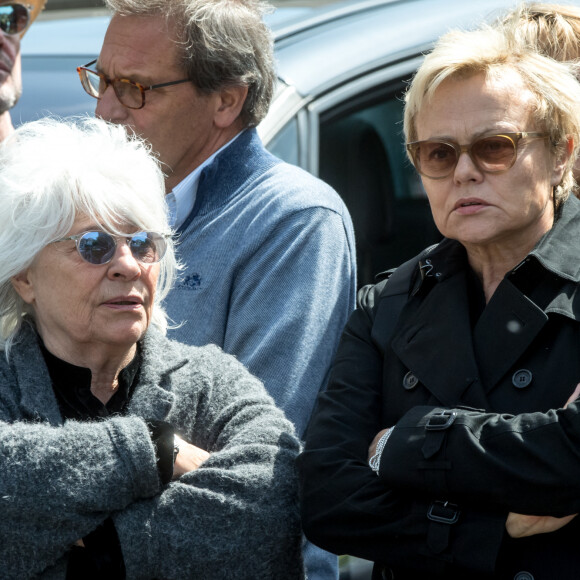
[14,0,539,289]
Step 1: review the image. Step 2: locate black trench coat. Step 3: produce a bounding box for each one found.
[300,195,580,579]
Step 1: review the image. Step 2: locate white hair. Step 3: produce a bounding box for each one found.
[0,116,178,352]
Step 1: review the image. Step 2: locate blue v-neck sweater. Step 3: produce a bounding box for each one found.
[164,129,356,438]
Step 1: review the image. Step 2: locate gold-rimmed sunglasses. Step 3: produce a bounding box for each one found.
[406,132,551,180]
[77,59,191,110]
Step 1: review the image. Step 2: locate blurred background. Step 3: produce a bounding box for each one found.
[41,0,334,11]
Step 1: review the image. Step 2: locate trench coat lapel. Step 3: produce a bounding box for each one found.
[391,271,480,407]
[390,197,580,405]
[473,278,548,391]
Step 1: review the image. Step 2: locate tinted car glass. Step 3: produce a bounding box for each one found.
[267,117,300,167]
[318,82,441,285]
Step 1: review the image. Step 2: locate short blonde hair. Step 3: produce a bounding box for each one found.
[403,26,580,205]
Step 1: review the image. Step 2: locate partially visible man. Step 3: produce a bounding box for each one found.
[80,1,356,578]
[0,1,45,141]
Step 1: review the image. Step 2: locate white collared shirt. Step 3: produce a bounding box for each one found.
[166,131,243,229]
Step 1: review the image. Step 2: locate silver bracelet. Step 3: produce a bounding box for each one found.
[369,427,394,474]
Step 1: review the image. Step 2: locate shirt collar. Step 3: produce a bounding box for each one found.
[167,131,244,229]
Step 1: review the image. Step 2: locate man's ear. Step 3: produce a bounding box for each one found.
[214,85,249,129]
[11,270,35,304]
[551,136,574,187]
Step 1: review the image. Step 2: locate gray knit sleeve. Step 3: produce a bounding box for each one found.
[113,344,304,580]
[0,413,161,579]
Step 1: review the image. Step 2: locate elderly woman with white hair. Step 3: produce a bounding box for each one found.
[0,117,302,579]
[300,23,580,580]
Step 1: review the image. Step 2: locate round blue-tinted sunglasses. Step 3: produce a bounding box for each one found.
[53,231,169,265]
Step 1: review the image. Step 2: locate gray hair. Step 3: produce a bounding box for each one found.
[104,0,276,127]
[0,117,177,353]
[404,26,580,207]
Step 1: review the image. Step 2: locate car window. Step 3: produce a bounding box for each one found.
[267,117,300,167]
[318,82,441,287]
[12,56,96,124]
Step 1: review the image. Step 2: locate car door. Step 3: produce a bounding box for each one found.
[266,59,442,288]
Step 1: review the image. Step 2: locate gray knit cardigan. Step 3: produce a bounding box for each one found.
[0,322,304,579]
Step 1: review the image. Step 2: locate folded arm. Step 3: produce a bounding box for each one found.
[0,413,161,578]
[113,346,303,579]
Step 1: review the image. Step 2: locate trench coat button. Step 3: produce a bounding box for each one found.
[514,572,534,580]
[512,369,532,389]
[403,371,419,390]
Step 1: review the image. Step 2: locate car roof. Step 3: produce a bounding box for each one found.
[22,1,517,66]
[21,12,110,57]
[16,0,576,118]
[19,4,317,57]
[270,0,523,97]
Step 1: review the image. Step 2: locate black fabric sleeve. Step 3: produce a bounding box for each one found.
[380,403,580,515]
[146,420,176,486]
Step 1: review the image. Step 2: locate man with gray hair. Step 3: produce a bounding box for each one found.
[78,0,356,577]
[0,0,45,141]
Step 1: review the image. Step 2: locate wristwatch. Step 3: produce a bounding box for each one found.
[173,434,182,464]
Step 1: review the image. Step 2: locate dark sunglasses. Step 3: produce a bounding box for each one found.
[53,231,169,265]
[77,59,190,110]
[406,131,551,180]
[0,3,30,35]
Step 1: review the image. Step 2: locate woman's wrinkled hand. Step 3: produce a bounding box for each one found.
[506,512,577,538]
[172,435,210,480]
